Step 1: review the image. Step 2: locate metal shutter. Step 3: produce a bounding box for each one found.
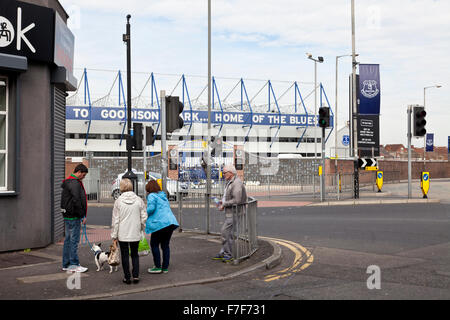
[52,86,66,243]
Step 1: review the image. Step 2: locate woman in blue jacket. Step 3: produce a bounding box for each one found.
[145,180,179,274]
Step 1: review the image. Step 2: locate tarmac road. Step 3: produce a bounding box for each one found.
[85,201,450,300]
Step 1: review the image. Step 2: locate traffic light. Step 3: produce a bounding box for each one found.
[127,123,143,151]
[166,96,184,133]
[318,106,330,128]
[133,123,143,150]
[146,126,155,146]
[413,106,427,137]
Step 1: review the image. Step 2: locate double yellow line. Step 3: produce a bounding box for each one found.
[260,237,314,282]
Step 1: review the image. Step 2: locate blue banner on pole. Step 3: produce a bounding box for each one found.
[426,133,434,152]
[359,64,381,115]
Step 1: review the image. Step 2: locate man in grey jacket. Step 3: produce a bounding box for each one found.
[213,165,247,262]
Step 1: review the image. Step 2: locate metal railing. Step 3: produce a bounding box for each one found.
[231,199,258,264]
[172,179,258,264]
[84,168,401,203]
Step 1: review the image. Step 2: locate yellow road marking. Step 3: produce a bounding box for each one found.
[260,237,314,282]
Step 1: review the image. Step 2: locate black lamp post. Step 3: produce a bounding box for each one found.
[122,14,137,192]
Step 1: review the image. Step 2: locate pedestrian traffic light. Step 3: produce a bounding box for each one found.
[166,96,184,133]
[146,126,155,146]
[413,106,427,137]
[318,106,330,128]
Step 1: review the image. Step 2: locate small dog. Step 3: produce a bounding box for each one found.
[92,243,118,273]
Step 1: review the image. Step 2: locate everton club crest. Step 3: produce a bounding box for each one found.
[361,80,379,99]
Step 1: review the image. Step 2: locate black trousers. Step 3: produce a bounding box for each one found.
[150,225,176,269]
[118,241,139,280]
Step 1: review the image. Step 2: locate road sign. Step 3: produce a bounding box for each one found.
[357,114,380,157]
[421,172,430,199]
[358,158,378,170]
[342,135,350,146]
[376,171,383,192]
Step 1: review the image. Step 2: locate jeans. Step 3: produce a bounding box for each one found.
[119,241,140,280]
[150,225,176,269]
[62,219,82,268]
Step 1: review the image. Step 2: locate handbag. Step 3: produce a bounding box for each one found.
[108,240,121,266]
[138,233,150,256]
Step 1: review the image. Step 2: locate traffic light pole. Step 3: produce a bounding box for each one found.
[206,0,212,234]
[143,124,147,179]
[160,90,168,195]
[407,105,412,199]
[321,127,325,202]
[351,0,359,199]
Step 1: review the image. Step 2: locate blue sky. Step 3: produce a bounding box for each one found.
[60,0,449,147]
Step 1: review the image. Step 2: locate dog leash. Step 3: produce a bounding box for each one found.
[81,223,95,253]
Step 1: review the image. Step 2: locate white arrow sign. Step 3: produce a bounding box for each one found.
[359,158,377,168]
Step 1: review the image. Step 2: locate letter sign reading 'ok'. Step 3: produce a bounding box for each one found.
[0,0,55,63]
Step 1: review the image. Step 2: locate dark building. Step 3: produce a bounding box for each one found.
[0,0,76,252]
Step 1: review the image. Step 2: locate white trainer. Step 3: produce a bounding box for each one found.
[74,265,88,273]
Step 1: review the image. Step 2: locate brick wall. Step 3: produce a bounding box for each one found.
[65,159,90,178]
[79,156,450,185]
[326,159,450,180]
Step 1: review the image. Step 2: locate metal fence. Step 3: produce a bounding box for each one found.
[171,179,258,264]
[231,200,258,264]
[84,156,401,203]
[84,164,401,203]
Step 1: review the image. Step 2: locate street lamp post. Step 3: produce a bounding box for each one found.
[423,85,442,169]
[206,0,212,234]
[335,53,357,199]
[351,0,360,199]
[307,53,324,198]
[122,14,138,191]
[306,53,324,159]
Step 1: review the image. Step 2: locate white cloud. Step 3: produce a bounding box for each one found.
[60,0,450,146]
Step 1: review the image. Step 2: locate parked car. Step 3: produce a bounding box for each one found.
[111,170,188,201]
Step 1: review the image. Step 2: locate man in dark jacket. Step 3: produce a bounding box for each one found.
[61,164,89,273]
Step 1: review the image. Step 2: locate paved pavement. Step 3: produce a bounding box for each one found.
[0,231,279,300]
[1,178,449,300]
[255,178,450,207]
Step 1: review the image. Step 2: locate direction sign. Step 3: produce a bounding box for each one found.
[358,158,378,170]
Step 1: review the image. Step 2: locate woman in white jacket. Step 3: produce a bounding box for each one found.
[111,178,147,284]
